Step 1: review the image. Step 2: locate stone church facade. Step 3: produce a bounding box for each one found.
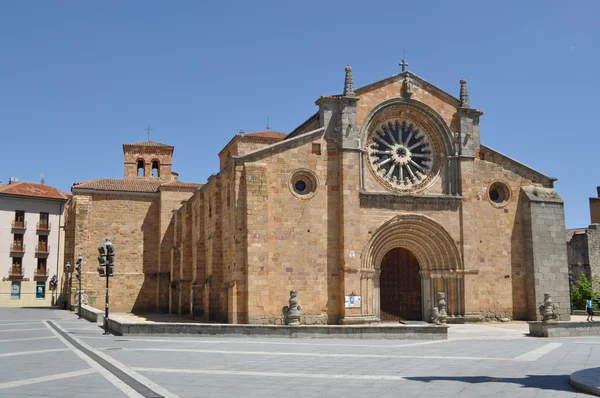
[169,66,570,324]
[67,65,571,323]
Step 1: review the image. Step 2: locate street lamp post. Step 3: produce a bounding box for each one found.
[65,261,72,310]
[75,254,83,319]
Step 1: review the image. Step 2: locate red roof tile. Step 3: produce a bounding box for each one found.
[72,178,203,193]
[242,131,287,140]
[72,178,163,193]
[122,140,174,149]
[0,181,69,200]
[160,181,204,189]
[566,228,588,242]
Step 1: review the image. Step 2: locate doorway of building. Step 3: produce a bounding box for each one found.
[380,247,422,321]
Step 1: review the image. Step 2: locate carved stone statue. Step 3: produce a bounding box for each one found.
[76,288,89,305]
[539,292,559,323]
[403,74,414,98]
[430,292,448,325]
[282,290,302,325]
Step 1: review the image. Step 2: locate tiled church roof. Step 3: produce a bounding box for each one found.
[0,181,70,200]
[242,131,287,140]
[72,178,202,193]
[160,181,204,189]
[73,178,162,193]
[122,140,174,148]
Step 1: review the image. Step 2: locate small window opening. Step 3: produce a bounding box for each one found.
[137,160,145,177]
[152,160,160,177]
[15,210,24,227]
[312,143,321,155]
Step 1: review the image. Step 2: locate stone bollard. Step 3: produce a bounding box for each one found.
[539,292,559,323]
[437,292,448,325]
[282,290,303,325]
[430,292,448,325]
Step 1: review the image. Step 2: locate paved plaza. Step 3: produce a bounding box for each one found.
[0,308,598,397]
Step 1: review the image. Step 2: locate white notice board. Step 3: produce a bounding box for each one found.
[344,295,361,308]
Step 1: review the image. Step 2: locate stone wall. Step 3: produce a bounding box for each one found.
[69,192,160,313]
[586,225,600,292]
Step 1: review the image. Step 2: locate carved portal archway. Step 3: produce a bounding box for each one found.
[362,214,463,321]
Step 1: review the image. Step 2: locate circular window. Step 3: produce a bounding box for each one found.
[366,118,439,193]
[488,181,511,207]
[294,180,307,194]
[289,169,318,199]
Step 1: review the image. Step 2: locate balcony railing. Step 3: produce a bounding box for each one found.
[8,266,23,277]
[34,268,47,277]
[11,220,27,230]
[37,222,51,232]
[35,244,50,255]
[9,242,25,253]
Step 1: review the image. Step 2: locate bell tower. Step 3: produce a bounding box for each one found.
[122,140,175,181]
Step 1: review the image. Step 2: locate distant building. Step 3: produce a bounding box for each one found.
[0,178,69,307]
[65,141,202,312]
[567,187,600,292]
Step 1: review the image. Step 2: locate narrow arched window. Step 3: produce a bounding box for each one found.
[137,160,145,176]
[152,160,160,177]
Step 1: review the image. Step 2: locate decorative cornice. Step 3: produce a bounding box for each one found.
[359,190,462,211]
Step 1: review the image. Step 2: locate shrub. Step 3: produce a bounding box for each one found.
[571,274,599,310]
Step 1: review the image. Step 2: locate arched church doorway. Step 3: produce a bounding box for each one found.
[380,247,422,321]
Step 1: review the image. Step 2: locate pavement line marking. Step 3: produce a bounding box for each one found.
[133,367,409,381]
[43,321,146,398]
[45,321,178,398]
[513,343,562,361]
[118,348,512,361]
[63,327,104,331]
[0,348,69,358]
[0,368,97,390]
[0,319,44,322]
[0,328,48,333]
[0,321,42,326]
[0,336,57,343]
[77,336,450,349]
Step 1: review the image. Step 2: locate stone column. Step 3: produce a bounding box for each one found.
[521,187,571,321]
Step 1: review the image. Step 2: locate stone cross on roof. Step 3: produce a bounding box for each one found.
[399,58,409,72]
[144,125,153,140]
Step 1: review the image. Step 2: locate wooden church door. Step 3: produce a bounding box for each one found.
[380,248,422,321]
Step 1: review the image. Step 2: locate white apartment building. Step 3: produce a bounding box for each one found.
[0,178,69,306]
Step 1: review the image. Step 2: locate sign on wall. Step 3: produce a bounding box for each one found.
[36,282,45,299]
[345,295,361,309]
[11,282,20,299]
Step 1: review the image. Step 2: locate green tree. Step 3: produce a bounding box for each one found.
[571,274,599,310]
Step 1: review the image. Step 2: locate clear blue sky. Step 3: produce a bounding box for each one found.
[1,1,598,229]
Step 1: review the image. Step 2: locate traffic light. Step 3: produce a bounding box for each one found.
[97,246,106,276]
[96,238,115,277]
[75,254,82,281]
[65,261,71,273]
[105,238,114,276]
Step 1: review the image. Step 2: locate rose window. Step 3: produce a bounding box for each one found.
[366,119,435,191]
